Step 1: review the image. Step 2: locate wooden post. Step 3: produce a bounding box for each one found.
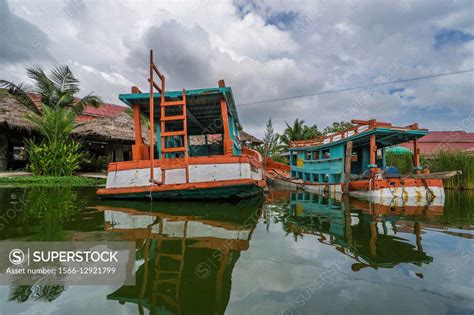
[344,141,353,193]
[220,98,233,155]
[218,79,233,155]
[131,87,142,161]
[413,138,420,174]
[149,50,155,181]
[369,135,376,168]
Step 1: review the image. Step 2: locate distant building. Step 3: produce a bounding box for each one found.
[399,131,474,156]
[0,91,146,171]
[239,130,263,149]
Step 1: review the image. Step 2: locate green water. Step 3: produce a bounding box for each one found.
[0,186,473,314]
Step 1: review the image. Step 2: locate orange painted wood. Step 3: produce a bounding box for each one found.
[162,130,186,137]
[97,178,266,196]
[149,50,155,181]
[220,98,233,155]
[162,100,185,106]
[147,78,162,93]
[369,134,376,166]
[349,178,443,191]
[162,146,186,153]
[152,63,164,81]
[413,138,420,174]
[108,155,258,171]
[162,115,186,121]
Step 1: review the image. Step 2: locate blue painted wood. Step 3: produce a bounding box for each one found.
[289,128,429,184]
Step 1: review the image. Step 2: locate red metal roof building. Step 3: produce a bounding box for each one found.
[400,131,474,155]
[76,103,127,122]
[28,93,127,122]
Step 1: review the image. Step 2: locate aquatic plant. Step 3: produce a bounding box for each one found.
[0,175,105,186]
[422,150,474,190]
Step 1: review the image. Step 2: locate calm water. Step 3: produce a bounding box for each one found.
[0,186,473,314]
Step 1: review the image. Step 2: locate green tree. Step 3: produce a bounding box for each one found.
[322,121,354,135]
[259,118,286,163]
[0,66,102,175]
[0,66,101,114]
[279,118,321,147]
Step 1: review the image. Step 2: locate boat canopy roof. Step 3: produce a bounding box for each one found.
[290,119,428,151]
[118,87,240,135]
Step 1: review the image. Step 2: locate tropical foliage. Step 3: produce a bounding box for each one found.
[259,118,286,163]
[0,66,102,176]
[322,121,354,135]
[279,118,321,147]
[422,150,474,190]
[0,66,101,114]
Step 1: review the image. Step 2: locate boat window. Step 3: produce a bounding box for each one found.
[313,151,320,160]
[306,152,312,160]
[188,134,223,156]
[323,174,329,183]
[322,149,330,159]
[290,153,296,166]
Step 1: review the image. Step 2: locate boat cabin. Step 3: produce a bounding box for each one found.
[119,81,242,161]
[289,119,428,185]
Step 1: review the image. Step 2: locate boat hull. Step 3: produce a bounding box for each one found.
[300,177,445,201]
[97,181,264,200]
[97,154,266,200]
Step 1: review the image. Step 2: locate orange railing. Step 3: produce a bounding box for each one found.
[290,119,426,148]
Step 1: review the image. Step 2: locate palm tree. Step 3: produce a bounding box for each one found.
[279,119,321,147]
[0,66,102,176]
[0,65,101,115]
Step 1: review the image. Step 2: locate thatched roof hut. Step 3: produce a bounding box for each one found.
[73,111,149,144]
[239,130,263,146]
[0,91,35,132]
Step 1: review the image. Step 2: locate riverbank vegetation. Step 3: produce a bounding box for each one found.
[422,151,474,190]
[0,176,105,187]
[259,118,354,163]
[385,150,473,190]
[0,66,102,176]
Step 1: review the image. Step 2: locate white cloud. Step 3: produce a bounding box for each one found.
[1,0,473,137]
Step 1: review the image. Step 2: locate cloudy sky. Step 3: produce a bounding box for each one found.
[0,0,473,137]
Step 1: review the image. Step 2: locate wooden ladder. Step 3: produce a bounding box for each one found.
[152,221,187,314]
[160,90,188,157]
[148,49,189,185]
[160,89,189,183]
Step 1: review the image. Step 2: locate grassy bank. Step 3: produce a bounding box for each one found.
[386,150,474,190]
[422,151,474,190]
[0,176,105,187]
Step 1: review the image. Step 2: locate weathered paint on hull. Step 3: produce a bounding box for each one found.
[99,183,263,200]
[98,156,265,200]
[301,178,445,200]
[266,178,303,190]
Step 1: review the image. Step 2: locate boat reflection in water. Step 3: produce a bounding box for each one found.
[95,197,262,314]
[284,191,449,272]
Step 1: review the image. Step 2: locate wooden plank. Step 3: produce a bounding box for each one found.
[147,78,162,93]
[412,170,462,179]
[162,130,186,137]
[344,141,353,194]
[162,147,186,153]
[162,100,185,106]
[162,115,185,121]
